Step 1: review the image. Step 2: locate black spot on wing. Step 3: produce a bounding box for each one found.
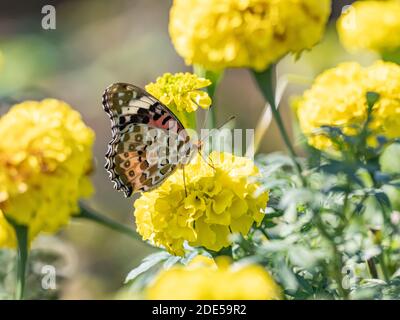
[162,115,172,125]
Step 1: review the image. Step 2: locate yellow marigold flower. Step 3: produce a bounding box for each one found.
[145,72,212,113]
[296,61,400,151]
[337,1,400,54]
[134,151,268,256]
[169,0,331,71]
[146,256,282,300]
[0,99,95,247]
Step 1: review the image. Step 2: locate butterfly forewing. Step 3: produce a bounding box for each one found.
[102,83,194,197]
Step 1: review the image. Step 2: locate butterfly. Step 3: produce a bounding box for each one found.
[102,83,200,197]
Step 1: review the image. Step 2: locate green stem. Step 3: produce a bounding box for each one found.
[193,65,224,129]
[366,258,379,279]
[341,183,351,228]
[209,103,218,129]
[9,221,29,300]
[77,203,153,247]
[207,79,219,129]
[259,227,270,240]
[252,66,305,185]
[379,252,391,282]
[369,171,394,280]
[314,214,349,299]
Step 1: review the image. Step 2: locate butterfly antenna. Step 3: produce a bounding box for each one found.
[199,115,236,144]
[217,115,236,130]
[200,107,211,131]
[197,115,236,171]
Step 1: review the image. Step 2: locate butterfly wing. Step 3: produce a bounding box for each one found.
[102,83,193,197]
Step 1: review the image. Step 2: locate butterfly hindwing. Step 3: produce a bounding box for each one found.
[111,124,180,194]
[102,83,194,196]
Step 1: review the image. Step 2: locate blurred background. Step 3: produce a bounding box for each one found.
[0,0,378,299]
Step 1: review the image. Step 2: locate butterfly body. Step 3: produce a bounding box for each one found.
[102,83,196,197]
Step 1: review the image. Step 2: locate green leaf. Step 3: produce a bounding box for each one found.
[163,256,181,269]
[381,47,400,65]
[366,91,380,111]
[276,259,299,292]
[125,251,170,283]
[5,216,28,300]
[374,191,391,210]
[380,143,400,174]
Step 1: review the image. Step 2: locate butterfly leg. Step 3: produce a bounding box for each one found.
[198,150,216,172]
[182,166,188,197]
[207,154,216,172]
